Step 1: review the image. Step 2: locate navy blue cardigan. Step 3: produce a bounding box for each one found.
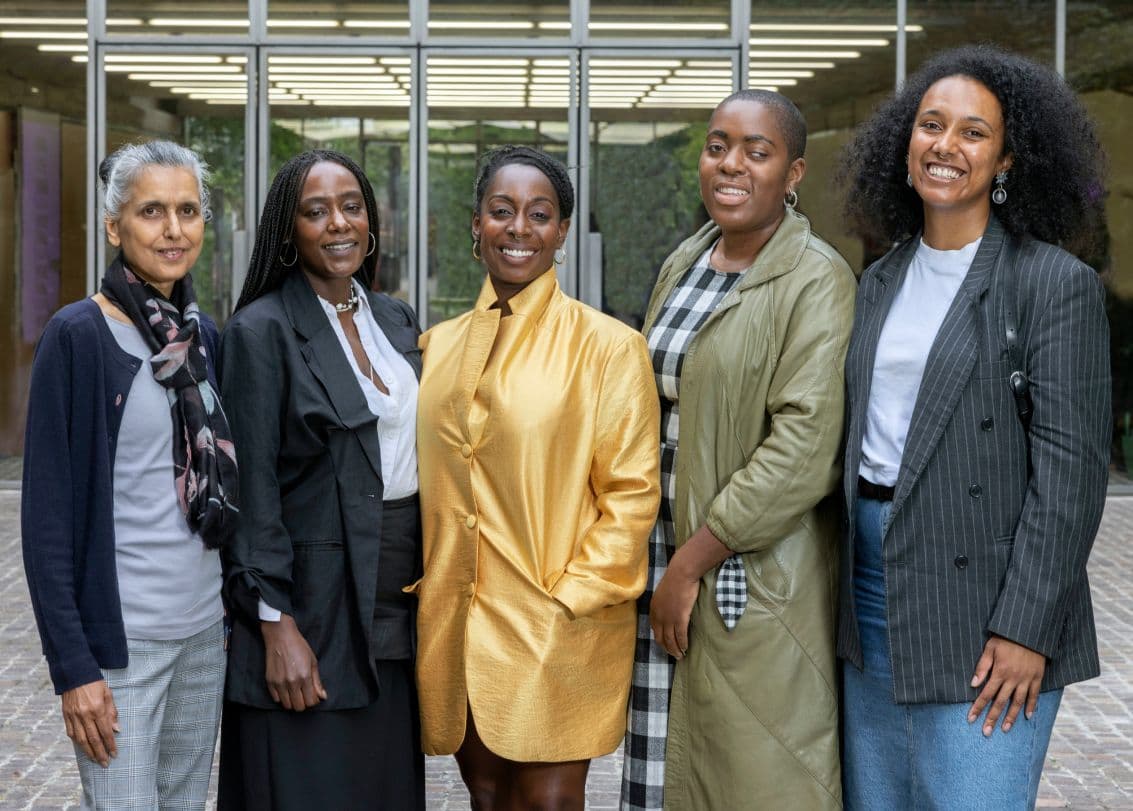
[21,298,221,694]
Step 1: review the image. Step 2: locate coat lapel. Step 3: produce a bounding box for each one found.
[281,272,383,479]
[843,237,918,510]
[366,291,423,380]
[889,217,1007,519]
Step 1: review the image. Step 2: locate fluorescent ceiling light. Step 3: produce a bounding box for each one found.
[342,20,412,29]
[0,17,85,25]
[428,58,529,66]
[750,23,923,33]
[590,69,671,77]
[267,20,339,28]
[664,78,734,85]
[106,55,222,63]
[533,59,570,67]
[749,61,835,69]
[536,22,571,30]
[748,50,861,58]
[38,44,87,52]
[428,68,527,76]
[128,73,246,81]
[270,66,389,74]
[589,77,659,84]
[590,59,680,68]
[107,19,144,26]
[226,56,247,63]
[274,82,404,90]
[532,69,571,76]
[312,100,409,106]
[387,67,411,74]
[673,69,732,77]
[148,18,249,27]
[749,37,887,46]
[589,21,728,31]
[685,61,736,68]
[428,20,534,29]
[151,81,249,88]
[380,57,412,64]
[106,64,243,73]
[0,31,87,39]
[745,70,815,78]
[269,56,377,65]
[73,55,88,63]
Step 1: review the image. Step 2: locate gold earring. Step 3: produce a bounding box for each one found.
[471,238,482,261]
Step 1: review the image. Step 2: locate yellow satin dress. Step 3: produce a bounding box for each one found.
[413,268,660,762]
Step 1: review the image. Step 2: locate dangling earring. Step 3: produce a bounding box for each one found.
[279,241,298,267]
[784,188,798,209]
[906,173,913,188]
[365,232,377,257]
[471,237,482,262]
[992,171,1008,205]
[554,247,567,266]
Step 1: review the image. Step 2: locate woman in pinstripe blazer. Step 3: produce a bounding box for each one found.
[835,45,1110,810]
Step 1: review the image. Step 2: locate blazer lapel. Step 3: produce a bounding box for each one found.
[889,217,1007,518]
[281,272,383,479]
[843,238,917,510]
[367,292,423,380]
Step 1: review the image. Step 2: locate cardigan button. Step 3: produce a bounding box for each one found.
[954,555,969,570]
[968,484,982,498]
[981,417,994,431]
[461,443,473,458]
[465,514,477,529]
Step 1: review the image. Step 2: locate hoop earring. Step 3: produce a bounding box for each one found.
[554,247,567,266]
[784,189,798,209]
[992,171,1008,205]
[279,241,298,267]
[471,238,482,262]
[365,232,377,257]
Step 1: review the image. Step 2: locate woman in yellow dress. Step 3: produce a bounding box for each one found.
[414,145,660,810]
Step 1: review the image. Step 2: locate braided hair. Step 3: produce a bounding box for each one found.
[715,89,807,162]
[472,146,574,220]
[235,149,380,311]
[837,44,1106,260]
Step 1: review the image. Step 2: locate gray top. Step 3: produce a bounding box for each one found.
[104,315,223,641]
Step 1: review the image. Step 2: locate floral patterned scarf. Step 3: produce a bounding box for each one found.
[100,254,239,548]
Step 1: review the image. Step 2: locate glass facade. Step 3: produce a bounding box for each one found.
[0,0,1129,484]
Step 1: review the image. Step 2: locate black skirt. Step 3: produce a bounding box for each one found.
[218,498,425,810]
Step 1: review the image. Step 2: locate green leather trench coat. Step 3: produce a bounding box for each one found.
[644,210,855,810]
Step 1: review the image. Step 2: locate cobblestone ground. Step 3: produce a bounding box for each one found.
[1,488,1130,809]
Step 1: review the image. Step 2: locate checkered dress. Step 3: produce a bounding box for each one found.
[620,247,745,811]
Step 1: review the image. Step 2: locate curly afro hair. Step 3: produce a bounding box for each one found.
[837,44,1106,260]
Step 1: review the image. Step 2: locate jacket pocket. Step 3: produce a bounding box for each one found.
[291,541,347,657]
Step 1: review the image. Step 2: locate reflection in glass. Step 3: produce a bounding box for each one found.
[0,2,89,453]
[589,0,730,39]
[589,58,733,328]
[269,56,412,301]
[1069,5,1133,476]
[428,0,568,37]
[908,0,1055,68]
[105,51,248,322]
[425,55,572,326]
[267,1,410,38]
[748,3,900,272]
[105,1,250,34]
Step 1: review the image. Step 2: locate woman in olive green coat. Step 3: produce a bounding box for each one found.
[621,90,855,811]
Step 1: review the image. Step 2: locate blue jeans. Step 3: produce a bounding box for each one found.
[842,497,1062,810]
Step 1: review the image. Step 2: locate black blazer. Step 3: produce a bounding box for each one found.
[218,270,422,710]
[838,215,1111,704]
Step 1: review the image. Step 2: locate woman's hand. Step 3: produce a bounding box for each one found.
[261,614,327,711]
[61,679,119,767]
[968,634,1047,735]
[650,525,732,659]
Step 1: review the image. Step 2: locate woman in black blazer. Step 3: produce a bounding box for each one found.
[836,46,1110,809]
[217,150,424,810]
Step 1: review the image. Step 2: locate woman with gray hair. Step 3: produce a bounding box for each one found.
[21,139,237,810]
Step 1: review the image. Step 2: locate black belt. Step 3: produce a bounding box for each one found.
[857,476,895,502]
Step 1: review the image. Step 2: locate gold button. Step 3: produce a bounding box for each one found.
[465,514,477,529]
[461,443,472,458]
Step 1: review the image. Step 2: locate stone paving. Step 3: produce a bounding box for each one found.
[1,487,1131,809]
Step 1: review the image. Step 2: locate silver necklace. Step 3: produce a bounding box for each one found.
[333,286,360,313]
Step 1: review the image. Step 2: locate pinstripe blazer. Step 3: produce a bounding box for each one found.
[838,215,1111,704]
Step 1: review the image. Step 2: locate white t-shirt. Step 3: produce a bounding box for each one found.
[858,237,981,486]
